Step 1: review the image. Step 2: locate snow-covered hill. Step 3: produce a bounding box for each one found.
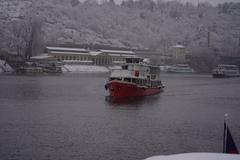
[0,0,239,55]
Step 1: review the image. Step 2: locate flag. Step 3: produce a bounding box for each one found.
[223,117,239,154]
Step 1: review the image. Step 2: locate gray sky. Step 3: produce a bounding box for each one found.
[80,0,239,6]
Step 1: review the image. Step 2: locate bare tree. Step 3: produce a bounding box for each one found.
[7,13,44,59]
[23,15,44,59]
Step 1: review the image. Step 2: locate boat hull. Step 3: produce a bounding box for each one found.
[106,81,163,98]
[212,73,240,78]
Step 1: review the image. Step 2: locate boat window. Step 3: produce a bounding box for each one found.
[126,58,132,63]
[124,78,131,82]
[110,77,121,81]
[122,65,128,70]
[136,79,139,85]
[126,58,143,64]
[151,75,156,79]
[224,66,237,70]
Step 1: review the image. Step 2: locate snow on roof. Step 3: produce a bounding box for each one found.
[173,44,185,48]
[100,49,135,54]
[30,54,54,60]
[50,51,90,55]
[63,60,93,63]
[89,51,102,56]
[145,153,240,160]
[218,64,238,67]
[46,46,88,52]
[108,54,136,57]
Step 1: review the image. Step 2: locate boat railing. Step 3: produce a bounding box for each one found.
[110,69,132,78]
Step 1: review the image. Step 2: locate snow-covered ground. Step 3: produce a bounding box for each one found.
[62,64,109,73]
[0,59,13,73]
[145,153,240,160]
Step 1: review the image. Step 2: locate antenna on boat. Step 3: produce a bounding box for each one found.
[223,113,228,153]
[143,58,150,64]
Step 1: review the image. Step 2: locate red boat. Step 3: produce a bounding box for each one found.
[105,57,164,98]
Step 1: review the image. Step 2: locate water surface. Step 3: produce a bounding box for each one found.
[0,73,240,160]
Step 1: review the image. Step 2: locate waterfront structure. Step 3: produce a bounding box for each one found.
[16,54,63,74]
[45,46,136,66]
[166,64,195,73]
[172,44,186,62]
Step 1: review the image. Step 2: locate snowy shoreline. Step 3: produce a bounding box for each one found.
[0,61,118,74]
[62,64,110,73]
[0,59,13,73]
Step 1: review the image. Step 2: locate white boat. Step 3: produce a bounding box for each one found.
[105,57,164,98]
[212,64,240,78]
[167,64,195,73]
[145,153,240,160]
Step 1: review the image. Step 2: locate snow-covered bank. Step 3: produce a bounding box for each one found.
[0,59,13,73]
[108,65,121,70]
[62,64,109,73]
[145,153,240,160]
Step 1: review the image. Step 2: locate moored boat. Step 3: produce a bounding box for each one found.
[105,57,164,98]
[16,66,43,74]
[15,61,62,74]
[167,64,195,73]
[212,64,240,78]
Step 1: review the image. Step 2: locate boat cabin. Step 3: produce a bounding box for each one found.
[213,64,240,78]
[125,57,143,64]
[109,57,161,88]
[216,65,239,70]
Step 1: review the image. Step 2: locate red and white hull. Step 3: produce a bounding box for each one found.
[106,80,163,98]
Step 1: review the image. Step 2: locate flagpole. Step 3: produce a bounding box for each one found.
[223,113,228,153]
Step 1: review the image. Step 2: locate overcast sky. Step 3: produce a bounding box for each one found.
[80,0,239,6]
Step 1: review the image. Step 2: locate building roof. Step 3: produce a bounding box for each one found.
[46,46,88,52]
[108,54,136,57]
[173,44,185,49]
[89,51,102,56]
[46,46,137,57]
[100,49,135,54]
[30,54,55,60]
[50,51,90,55]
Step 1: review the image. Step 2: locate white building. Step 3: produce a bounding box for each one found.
[45,46,137,66]
[172,44,186,62]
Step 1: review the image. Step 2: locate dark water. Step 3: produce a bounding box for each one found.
[0,73,240,160]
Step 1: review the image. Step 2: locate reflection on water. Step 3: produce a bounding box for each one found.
[105,94,160,107]
[0,73,240,160]
[105,95,161,109]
